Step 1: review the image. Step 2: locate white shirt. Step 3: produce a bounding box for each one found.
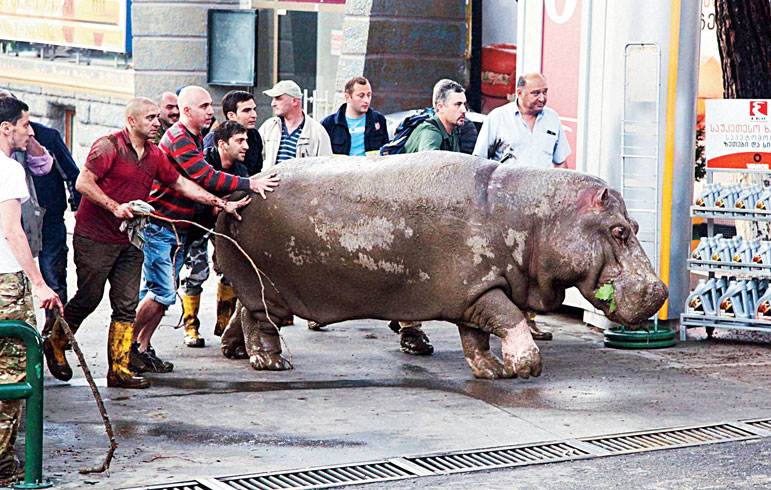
[473,102,571,168]
[0,151,30,274]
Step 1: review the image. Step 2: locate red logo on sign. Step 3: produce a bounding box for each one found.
[750,101,768,117]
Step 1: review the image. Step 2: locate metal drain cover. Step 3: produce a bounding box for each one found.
[125,418,771,490]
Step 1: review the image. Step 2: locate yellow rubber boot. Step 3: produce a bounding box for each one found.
[107,321,149,389]
[42,316,75,381]
[214,283,237,337]
[182,293,204,347]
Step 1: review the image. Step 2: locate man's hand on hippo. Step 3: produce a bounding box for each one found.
[248,173,280,199]
[219,195,251,221]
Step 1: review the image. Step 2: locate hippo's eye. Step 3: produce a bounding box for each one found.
[611,226,627,243]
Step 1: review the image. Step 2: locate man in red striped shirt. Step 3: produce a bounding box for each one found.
[131,86,279,373]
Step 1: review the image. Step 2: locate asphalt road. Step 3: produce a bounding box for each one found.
[12,216,771,489]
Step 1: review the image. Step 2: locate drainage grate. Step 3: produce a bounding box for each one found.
[741,418,771,433]
[580,422,757,455]
[406,441,591,474]
[217,460,413,490]
[125,419,770,490]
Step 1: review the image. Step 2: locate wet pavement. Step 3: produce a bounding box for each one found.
[12,223,771,489]
[27,300,771,489]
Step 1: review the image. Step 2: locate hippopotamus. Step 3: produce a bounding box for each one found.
[214,151,667,379]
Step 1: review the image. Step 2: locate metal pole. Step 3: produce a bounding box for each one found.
[0,320,52,489]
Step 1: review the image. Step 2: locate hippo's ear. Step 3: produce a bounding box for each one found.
[593,188,610,208]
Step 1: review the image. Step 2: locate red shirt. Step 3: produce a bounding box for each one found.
[74,129,180,244]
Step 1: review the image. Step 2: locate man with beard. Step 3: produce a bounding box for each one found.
[179,121,250,348]
[392,79,469,355]
[403,79,467,153]
[151,91,180,144]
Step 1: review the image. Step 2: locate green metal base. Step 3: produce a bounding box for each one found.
[14,480,53,489]
[604,327,676,349]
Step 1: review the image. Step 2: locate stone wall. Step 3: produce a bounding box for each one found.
[0,56,133,163]
[337,0,469,114]
[132,0,247,116]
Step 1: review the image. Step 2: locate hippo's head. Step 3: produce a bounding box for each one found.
[560,186,668,327]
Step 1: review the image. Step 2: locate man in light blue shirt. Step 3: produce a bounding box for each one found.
[473,73,570,168]
[346,113,366,156]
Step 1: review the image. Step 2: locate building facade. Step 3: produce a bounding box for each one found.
[0,0,472,161]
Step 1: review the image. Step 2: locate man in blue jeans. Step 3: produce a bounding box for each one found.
[132,86,279,373]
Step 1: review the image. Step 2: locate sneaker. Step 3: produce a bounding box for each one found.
[144,344,174,373]
[129,342,148,374]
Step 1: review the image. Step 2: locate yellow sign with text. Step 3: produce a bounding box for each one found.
[0,0,129,52]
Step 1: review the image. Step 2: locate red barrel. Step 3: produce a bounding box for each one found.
[481,44,517,98]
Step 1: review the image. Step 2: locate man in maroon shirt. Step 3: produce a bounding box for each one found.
[43,97,252,389]
[132,86,279,373]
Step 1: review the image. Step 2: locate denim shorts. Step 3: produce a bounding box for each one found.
[139,222,186,307]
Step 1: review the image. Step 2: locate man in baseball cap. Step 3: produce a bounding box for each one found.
[258,80,331,169]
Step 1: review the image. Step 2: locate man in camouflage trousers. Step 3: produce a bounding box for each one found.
[179,121,249,348]
[0,96,62,479]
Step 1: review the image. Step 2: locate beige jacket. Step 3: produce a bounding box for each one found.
[258,113,333,170]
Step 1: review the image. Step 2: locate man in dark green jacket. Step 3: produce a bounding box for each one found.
[403,79,467,153]
[395,79,467,356]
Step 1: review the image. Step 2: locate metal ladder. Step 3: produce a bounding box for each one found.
[605,42,673,347]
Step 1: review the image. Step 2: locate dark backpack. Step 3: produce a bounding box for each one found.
[379,108,439,155]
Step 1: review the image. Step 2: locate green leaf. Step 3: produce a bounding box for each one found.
[595,284,614,301]
[595,283,617,313]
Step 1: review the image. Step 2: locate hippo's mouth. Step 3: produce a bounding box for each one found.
[589,278,668,328]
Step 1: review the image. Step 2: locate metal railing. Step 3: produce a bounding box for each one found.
[0,320,51,489]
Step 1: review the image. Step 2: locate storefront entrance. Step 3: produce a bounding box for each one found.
[253,1,345,125]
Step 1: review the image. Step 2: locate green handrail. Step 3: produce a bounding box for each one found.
[0,320,52,489]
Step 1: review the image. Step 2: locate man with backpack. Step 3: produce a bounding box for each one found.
[381,79,467,356]
[403,79,467,153]
[321,77,388,156]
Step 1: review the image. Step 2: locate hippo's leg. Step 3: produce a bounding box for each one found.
[221,301,248,359]
[242,307,292,371]
[457,324,506,379]
[462,289,542,379]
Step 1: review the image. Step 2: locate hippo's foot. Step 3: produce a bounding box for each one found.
[502,322,542,379]
[221,306,248,359]
[250,353,293,371]
[468,351,511,379]
[457,324,512,379]
[221,342,248,360]
[399,323,434,356]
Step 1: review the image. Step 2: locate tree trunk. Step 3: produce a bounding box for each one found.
[715,0,771,99]
[715,0,771,239]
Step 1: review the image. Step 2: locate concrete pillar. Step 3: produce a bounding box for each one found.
[337,0,469,114]
[131,0,246,107]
